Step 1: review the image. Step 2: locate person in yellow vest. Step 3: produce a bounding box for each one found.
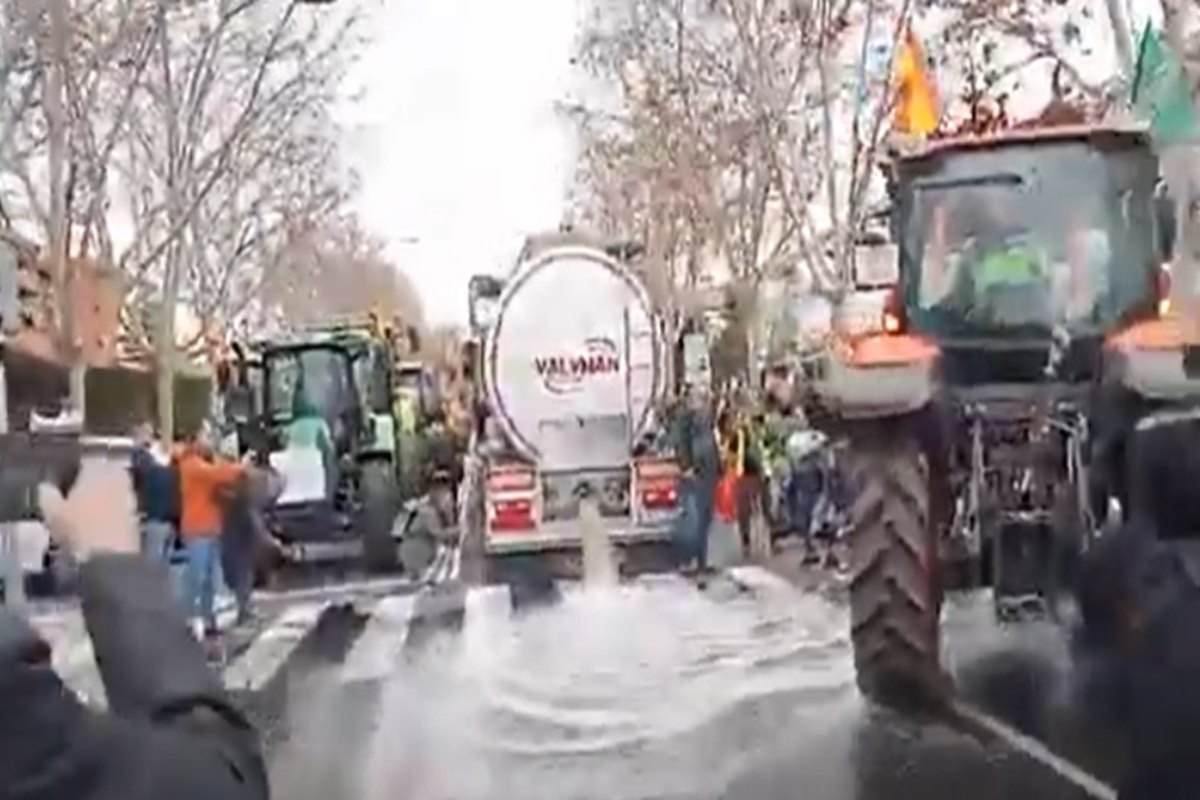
[717,398,768,559]
[394,390,419,437]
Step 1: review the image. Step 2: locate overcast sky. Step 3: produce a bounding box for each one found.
[336,0,1167,327]
[340,0,581,326]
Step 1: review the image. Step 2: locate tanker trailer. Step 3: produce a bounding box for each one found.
[464,245,680,582]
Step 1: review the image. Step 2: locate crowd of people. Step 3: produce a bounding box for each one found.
[129,417,286,652]
[667,363,848,577]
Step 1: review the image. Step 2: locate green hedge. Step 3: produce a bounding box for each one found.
[85,368,212,438]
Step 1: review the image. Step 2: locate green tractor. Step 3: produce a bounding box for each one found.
[222,318,403,571]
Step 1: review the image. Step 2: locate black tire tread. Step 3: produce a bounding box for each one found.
[360,460,399,572]
[846,436,941,703]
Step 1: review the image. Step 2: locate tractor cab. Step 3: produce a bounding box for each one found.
[894,129,1161,366]
[264,343,360,453]
[846,126,1166,368]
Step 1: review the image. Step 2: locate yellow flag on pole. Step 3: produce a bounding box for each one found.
[893,26,939,136]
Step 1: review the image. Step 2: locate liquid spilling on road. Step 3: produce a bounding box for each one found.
[362,573,855,800]
[578,497,619,589]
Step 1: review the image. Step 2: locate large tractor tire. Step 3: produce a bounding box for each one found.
[846,434,944,706]
[360,460,400,573]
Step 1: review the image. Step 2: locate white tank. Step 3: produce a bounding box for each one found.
[483,246,664,472]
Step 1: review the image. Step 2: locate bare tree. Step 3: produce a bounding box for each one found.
[1,0,367,437]
[261,213,425,335]
[929,0,1125,119]
[106,1,363,437]
[573,0,1122,295]
[571,0,894,320]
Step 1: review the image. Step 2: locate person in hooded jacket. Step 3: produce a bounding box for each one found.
[0,461,268,800]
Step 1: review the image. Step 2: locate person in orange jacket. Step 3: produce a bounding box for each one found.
[176,425,245,639]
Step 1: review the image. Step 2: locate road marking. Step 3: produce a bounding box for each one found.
[254,576,414,605]
[223,600,328,692]
[951,699,1116,800]
[420,546,456,585]
[727,565,795,595]
[339,594,417,683]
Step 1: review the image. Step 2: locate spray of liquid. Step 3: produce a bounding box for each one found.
[578,495,619,588]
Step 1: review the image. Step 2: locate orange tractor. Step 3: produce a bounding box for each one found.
[817,110,1200,703]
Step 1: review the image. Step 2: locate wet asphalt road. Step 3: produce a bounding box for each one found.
[247,569,1116,800]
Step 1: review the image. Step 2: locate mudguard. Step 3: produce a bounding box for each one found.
[1108,318,1200,401]
[1110,348,1200,401]
[815,334,939,420]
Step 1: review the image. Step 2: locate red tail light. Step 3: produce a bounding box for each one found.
[636,458,680,511]
[641,485,677,509]
[490,498,535,532]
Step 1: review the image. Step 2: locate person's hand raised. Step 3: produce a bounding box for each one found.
[38,460,139,562]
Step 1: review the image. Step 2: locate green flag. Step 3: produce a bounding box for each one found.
[1131,22,1197,145]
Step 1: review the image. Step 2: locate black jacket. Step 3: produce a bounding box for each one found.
[0,556,268,800]
[1078,521,1200,800]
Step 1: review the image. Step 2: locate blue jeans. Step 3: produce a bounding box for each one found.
[184,537,220,631]
[141,520,175,562]
[142,520,184,606]
[675,476,716,570]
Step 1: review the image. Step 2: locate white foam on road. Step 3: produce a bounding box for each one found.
[339,594,418,683]
[632,571,695,592]
[727,565,795,595]
[223,600,329,692]
[461,584,511,664]
[465,584,511,620]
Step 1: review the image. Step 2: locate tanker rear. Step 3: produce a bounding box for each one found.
[463,244,681,581]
